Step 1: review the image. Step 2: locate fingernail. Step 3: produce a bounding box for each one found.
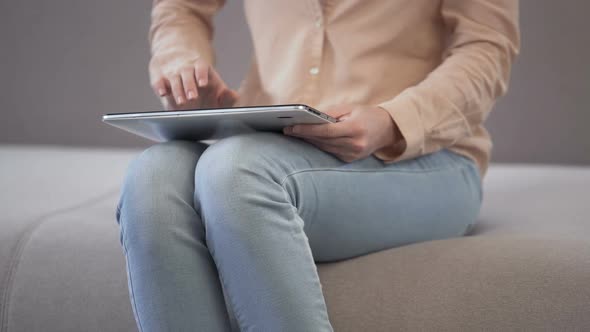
[187,91,195,99]
[198,79,207,87]
[283,127,291,134]
[177,96,184,104]
[158,88,166,96]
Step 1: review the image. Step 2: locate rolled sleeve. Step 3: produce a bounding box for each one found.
[374,90,425,163]
[372,0,520,164]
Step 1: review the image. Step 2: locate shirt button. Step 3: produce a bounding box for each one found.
[309,67,319,75]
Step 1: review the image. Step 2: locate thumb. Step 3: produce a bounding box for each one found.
[323,104,354,119]
[219,89,239,108]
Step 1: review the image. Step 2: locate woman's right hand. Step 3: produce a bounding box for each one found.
[149,54,239,110]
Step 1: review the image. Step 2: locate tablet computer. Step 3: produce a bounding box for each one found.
[102,104,338,142]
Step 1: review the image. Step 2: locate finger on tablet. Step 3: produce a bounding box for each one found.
[180,68,198,100]
[194,59,209,87]
[208,67,226,90]
[169,74,186,105]
[152,78,168,97]
[161,94,177,111]
[219,89,239,108]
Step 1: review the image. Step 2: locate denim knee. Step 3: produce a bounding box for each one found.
[117,141,205,248]
[194,133,294,233]
[195,135,262,203]
[195,132,295,190]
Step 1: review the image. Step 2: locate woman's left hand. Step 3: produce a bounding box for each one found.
[283,105,399,163]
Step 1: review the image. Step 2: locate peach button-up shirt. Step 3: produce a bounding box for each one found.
[150,0,520,179]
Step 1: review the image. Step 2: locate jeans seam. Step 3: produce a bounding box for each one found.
[214,262,241,332]
[120,227,145,332]
[279,178,315,239]
[116,203,122,224]
[204,221,242,331]
[278,163,472,239]
[279,165,470,186]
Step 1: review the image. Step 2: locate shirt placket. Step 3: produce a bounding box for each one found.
[303,0,325,105]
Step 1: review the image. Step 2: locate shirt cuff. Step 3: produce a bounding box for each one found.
[373,90,425,163]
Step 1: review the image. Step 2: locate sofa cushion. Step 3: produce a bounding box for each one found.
[1,145,589,331]
[0,145,138,332]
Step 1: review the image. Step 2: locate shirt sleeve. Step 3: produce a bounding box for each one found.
[149,0,225,66]
[373,0,520,163]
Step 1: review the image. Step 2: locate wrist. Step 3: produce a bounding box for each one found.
[376,106,398,147]
[375,106,407,157]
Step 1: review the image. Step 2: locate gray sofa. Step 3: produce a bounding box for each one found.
[1,144,589,331]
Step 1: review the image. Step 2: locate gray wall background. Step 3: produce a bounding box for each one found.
[0,0,588,165]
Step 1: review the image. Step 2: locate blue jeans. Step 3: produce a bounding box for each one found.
[116,132,482,332]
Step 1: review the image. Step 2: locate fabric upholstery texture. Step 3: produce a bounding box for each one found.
[1,145,589,331]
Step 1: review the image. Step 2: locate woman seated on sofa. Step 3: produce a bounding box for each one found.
[116,1,519,331]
